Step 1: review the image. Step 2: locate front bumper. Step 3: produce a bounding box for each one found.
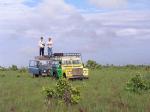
[68,75,88,79]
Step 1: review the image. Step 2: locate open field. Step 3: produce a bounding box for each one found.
[0,68,150,112]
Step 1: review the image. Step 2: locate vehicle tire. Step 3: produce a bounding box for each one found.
[47,69,50,76]
[53,72,56,78]
[39,71,42,76]
[35,74,39,77]
[63,73,66,78]
[80,78,83,80]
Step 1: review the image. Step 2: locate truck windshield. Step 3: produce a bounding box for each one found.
[72,60,81,64]
[62,60,81,65]
[39,60,52,66]
[29,60,39,67]
[62,60,72,65]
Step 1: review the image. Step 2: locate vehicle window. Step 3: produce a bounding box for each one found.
[72,60,81,64]
[62,60,72,65]
[39,60,52,66]
[30,61,38,67]
[47,61,52,66]
[52,61,59,65]
[40,61,47,65]
[62,60,66,64]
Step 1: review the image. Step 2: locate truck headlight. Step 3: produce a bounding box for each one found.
[83,70,88,75]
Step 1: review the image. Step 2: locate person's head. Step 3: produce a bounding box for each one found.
[48,37,51,41]
[41,37,43,41]
[59,61,62,65]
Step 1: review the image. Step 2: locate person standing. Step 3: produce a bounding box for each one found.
[39,37,45,56]
[47,37,53,56]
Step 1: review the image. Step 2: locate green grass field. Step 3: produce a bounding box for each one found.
[0,68,150,112]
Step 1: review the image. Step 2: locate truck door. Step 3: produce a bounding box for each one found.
[28,60,40,76]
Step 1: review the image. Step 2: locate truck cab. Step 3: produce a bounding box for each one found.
[28,59,52,77]
[52,53,89,79]
[28,55,63,78]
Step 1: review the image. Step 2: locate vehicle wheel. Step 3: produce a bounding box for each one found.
[47,69,50,76]
[53,72,58,78]
[35,74,39,77]
[63,73,66,78]
[80,78,83,80]
[39,71,42,76]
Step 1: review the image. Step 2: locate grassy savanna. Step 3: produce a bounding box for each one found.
[0,68,150,112]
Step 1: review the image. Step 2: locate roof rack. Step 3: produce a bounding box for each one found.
[53,53,81,57]
[35,55,51,60]
[34,53,81,60]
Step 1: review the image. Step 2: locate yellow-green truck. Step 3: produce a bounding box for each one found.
[52,53,89,79]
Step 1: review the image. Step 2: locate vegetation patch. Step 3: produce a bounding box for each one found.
[43,78,80,110]
[126,73,150,94]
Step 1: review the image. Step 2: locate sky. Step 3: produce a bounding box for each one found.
[0,0,150,66]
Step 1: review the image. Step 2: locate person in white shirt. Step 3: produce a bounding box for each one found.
[39,37,45,56]
[47,37,53,56]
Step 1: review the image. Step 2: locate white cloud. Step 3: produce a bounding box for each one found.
[116,28,138,36]
[88,0,127,8]
[0,0,150,66]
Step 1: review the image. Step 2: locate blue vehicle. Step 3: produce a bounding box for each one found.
[28,59,52,77]
[28,56,63,78]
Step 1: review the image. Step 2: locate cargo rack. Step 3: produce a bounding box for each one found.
[35,55,51,60]
[35,53,81,60]
[53,53,81,57]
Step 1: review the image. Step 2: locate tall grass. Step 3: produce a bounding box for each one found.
[0,68,150,112]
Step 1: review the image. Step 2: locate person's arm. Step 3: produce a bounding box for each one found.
[42,41,45,46]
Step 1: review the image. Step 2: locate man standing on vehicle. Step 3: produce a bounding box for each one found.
[47,37,53,56]
[39,37,45,56]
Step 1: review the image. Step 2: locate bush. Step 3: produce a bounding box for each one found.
[18,67,27,73]
[126,73,150,94]
[43,78,81,107]
[86,60,101,69]
[9,65,18,71]
[0,66,7,71]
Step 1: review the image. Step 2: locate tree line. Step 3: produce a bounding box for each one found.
[0,60,150,71]
[85,60,150,70]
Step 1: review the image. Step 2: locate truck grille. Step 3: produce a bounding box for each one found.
[72,68,83,76]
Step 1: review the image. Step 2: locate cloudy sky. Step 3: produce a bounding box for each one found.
[0,0,150,66]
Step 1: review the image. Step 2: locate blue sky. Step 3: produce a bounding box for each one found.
[24,0,41,7]
[0,0,150,66]
[66,0,150,11]
[25,0,150,9]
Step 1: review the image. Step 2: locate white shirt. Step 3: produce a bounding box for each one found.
[39,40,45,48]
[47,40,53,48]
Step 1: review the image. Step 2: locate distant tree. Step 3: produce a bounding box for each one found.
[10,65,18,71]
[95,64,102,69]
[125,64,137,69]
[0,66,7,71]
[18,67,27,73]
[86,60,101,69]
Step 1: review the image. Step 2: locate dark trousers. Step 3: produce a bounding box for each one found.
[40,48,44,56]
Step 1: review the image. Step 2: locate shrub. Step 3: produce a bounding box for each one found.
[86,60,101,69]
[18,67,27,73]
[43,78,81,107]
[9,65,18,71]
[126,73,150,94]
